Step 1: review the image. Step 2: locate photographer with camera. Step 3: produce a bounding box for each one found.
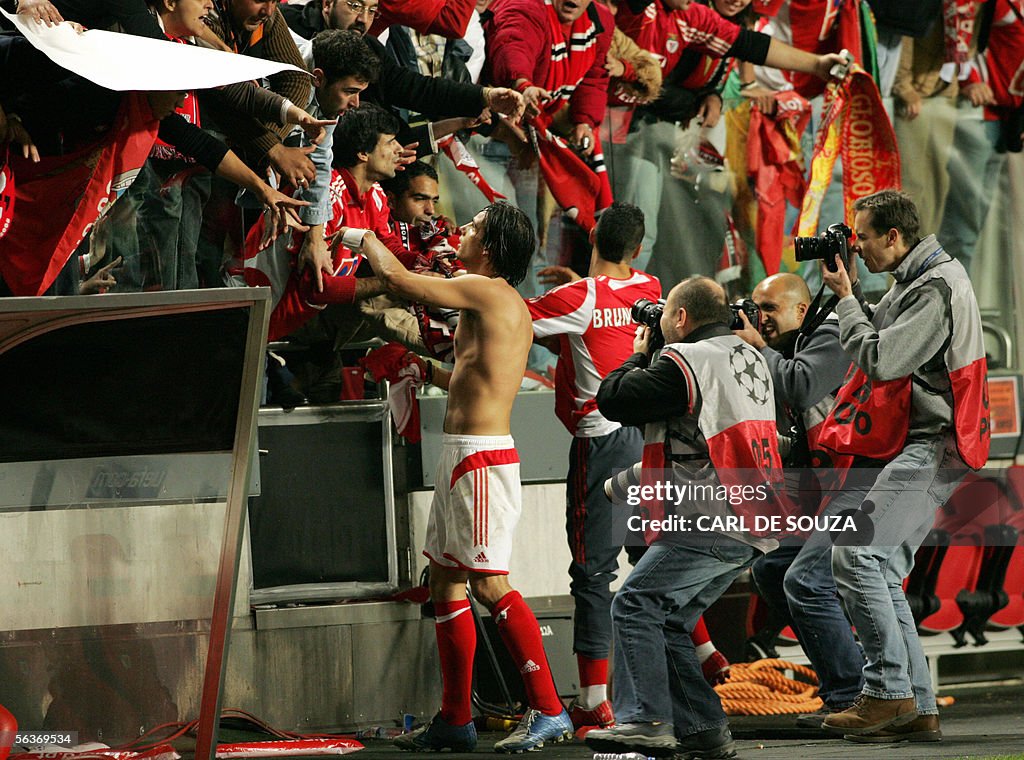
[585,277,781,759]
[733,272,864,726]
[525,203,661,730]
[815,190,989,743]
[527,204,730,730]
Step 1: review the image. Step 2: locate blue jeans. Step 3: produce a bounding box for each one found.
[110,159,213,291]
[751,500,865,709]
[938,106,1004,275]
[611,536,757,738]
[830,434,968,715]
[567,427,643,659]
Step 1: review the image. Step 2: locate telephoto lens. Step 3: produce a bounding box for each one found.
[793,222,852,272]
[605,462,643,502]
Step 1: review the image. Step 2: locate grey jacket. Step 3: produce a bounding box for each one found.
[836,234,957,438]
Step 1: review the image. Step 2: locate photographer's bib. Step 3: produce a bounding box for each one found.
[817,257,990,470]
[639,335,788,542]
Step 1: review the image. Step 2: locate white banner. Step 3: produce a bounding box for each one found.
[2,8,308,91]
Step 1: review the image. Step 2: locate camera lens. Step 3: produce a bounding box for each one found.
[631,298,663,329]
[794,235,824,262]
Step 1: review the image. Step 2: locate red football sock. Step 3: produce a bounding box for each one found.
[493,591,563,716]
[434,598,476,726]
[298,268,356,305]
[576,654,608,688]
[691,615,712,647]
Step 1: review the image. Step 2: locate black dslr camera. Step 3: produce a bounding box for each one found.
[794,222,853,272]
[631,298,665,352]
[730,298,760,331]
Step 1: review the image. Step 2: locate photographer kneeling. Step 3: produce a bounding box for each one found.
[733,272,865,726]
[585,277,783,759]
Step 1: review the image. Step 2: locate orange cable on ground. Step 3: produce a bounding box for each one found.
[713,659,824,716]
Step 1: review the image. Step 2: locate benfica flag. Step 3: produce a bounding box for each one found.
[796,66,900,239]
[0,93,159,296]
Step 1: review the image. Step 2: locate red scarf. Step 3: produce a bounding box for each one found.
[538,0,601,117]
[796,66,900,239]
[943,0,976,64]
[438,134,506,203]
[716,213,748,286]
[0,93,160,296]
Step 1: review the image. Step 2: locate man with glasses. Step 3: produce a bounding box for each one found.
[282,0,379,38]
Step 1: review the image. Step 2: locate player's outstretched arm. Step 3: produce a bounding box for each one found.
[358,230,500,313]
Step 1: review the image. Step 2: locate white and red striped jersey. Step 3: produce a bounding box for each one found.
[528,271,661,437]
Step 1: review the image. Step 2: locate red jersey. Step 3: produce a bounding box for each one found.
[483,0,613,128]
[615,1,741,81]
[527,271,661,437]
[980,0,1024,113]
[242,168,412,341]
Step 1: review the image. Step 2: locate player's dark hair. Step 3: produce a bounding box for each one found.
[479,202,534,287]
[595,202,645,264]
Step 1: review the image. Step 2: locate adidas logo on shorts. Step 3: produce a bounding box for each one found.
[520,659,541,674]
[473,551,488,563]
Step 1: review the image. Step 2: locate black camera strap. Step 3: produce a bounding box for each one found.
[799,284,839,341]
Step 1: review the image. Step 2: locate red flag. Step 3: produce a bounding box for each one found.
[530,118,612,233]
[746,91,811,274]
[0,93,159,296]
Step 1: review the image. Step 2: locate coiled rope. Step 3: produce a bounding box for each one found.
[713,659,824,716]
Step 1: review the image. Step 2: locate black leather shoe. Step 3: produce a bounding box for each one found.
[674,725,736,759]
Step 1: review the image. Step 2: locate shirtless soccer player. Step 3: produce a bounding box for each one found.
[351,202,574,753]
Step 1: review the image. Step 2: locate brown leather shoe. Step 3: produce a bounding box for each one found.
[822,694,918,735]
[843,714,942,743]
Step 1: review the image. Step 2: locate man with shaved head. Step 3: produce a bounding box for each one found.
[751,273,810,348]
[588,276,783,758]
[733,271,862,727]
